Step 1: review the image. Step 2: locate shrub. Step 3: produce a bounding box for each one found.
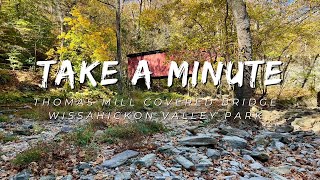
[0,70,11,85]
[0,135,19,143]
[74,126,95,146]
[12,147,44,167]
[0,115,9,122]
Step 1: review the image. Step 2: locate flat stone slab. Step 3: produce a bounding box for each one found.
[179,135,217,146]
[135,153,156,167]
[221,136,248,149]
[102,150,139,168]
[175,155,195,169]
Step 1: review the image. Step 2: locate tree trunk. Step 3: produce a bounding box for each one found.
[301,54,319,88]
[228,0,254,123]
[116,0,123,94]
[317,92,320,107]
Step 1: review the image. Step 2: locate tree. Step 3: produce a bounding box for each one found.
[228,0,254,124]
[98,0,123,94]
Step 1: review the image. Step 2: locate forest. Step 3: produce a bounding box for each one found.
[0,0,320,179]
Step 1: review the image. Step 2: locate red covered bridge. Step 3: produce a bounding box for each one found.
[127,50,216,80]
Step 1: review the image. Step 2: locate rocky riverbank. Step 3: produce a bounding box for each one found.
[1,108,320,179]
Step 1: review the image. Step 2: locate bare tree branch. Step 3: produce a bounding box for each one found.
[97,0,116,9]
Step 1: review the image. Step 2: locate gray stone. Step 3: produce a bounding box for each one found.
[248,177,268,180]
[241,150,269,162]
[114,172,132,180]
[40,175,56,180]
[221,136,248,149]
[275,125,294,133]
[102,150,139,168]
[249,162,264,170]
[135,153,156,167]
[289,144,299,151]
[60,126,73,133]
[269,165,292,175]
[243,155,255,162]
[79,175,94,180]
[195,163,211,171]
[157,145,180,154]
[13,170,31,180]
[175,155,195,169]
[259,132,290,140]
[155,163,167,172]
[179,135,217,146]
[230,161,240,167]
[22,122,33,129]
[94,130,104,137]
[270,172,288,180]
[286,157,296,163]
[272,140,285,151]
[220,126,251,138]
[186,126,198,135]
[61,175,73,180]
[78,163,91,171]
[155,176,168,180]
[206,148,221,159]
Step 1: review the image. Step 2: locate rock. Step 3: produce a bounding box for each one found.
[241,150,269,162]
[272,140,285,151]
[206,149,221,159]
[275,125,294,133]
[40,175,56,180]
[78,163,91,171]
[186,126,198,135]
[157,145,180,155]
[254,135,271,146]
[221,136,248,149]
[248,177,268,180]
[249,162,264,170]
[230,161,240,167]
[13,128,32,136]
[259,131,290,139]
[174,155,195,169]
[289,143,299,151]
[114,172,131,180]
[251,153,269,162]
[13,170,30,180]
[179,135,217,146]
[243,155,255,162]
[22,122,33,129]
[219,126,251,138]
[94,130,104,138]
[60,126,73,133]
[61,175,73,180]
[195,163,211,171]
[269,165,292,175]
[270,172,288,180]
[279,137,291,144]
[155,163,167,172]
[79,175,94,180]
[102,150,139,168]
[286,157,296,163]
[135,153,156,167]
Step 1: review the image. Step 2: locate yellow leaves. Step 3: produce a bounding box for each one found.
[51,4,117,64]
[45,48,55,60]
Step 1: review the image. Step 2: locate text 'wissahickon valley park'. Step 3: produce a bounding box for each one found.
[36,60,283,89]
